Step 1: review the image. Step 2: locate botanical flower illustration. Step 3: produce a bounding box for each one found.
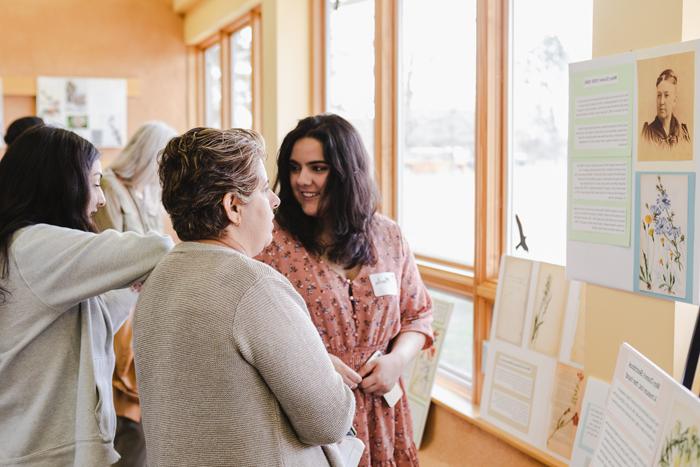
[658,421,700,467]
[547,370,584,444]
[530,274,552,344]
[639,176,686,296]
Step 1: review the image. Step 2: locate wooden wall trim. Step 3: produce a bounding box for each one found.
[374,0,398,219]
[220,31,232,129]
[309,0,325,114]
[472,0,508,404]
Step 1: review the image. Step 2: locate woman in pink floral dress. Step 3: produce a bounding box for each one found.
[257,114,433,466]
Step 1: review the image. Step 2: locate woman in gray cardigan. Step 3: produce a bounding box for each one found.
[0,126,173,466]
[133,127,355,467]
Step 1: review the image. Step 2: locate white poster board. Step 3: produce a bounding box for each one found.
[481,255,587,463]
[36,76,127,148]
[403,297,453,448]
[567,40,700,304]
[591,343,700,467]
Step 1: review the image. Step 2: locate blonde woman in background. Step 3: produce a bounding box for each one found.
[94,121,177,467]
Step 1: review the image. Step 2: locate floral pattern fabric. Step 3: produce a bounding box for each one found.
[257,214,434,466]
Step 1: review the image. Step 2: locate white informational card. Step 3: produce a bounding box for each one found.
[481,340,558,445]
[591,343,700,467]
[570,378,611,467]
[482,255,588,463]
[567,39,700,304]
[568,55,635,248]
[36,76,127,148]
[404,297,453,448]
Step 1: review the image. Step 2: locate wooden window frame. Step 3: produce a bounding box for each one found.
[312,0,508,404]
[194,8,262,132]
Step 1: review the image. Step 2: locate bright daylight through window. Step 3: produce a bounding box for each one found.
[326,0,375,163]
[398,0,476,268]
[508,0,593,265]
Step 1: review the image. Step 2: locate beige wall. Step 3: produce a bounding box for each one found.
[0,0,187,163]
[593,0,683,56]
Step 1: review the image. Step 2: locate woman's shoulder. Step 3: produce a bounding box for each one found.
[12,223,85,245]
[372,213,399,229]
[370,213,404,241]
[261,221,306,256]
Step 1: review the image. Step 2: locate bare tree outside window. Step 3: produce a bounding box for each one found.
[508,0,593,265]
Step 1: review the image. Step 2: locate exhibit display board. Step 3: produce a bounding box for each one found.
[36,76,127,148]
[568,40,700,304]
[404,297,453,447]
[571,343,700,467]
[481,256,586,463]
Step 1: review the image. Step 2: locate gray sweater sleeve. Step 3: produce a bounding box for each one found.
[234,275,355,446]
[12,224,172,312]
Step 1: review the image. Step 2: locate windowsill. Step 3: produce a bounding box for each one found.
[417,260,474,296]
[429,383,566,467]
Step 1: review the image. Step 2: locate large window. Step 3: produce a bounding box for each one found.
[230,26,254,129]
[320,0,478,392]
[429,288,473,382]
[325,0,375,161]
[197,10,261,131]
[507,0,593,265]
[398,0,476,267]
[318,0,591,404]
[204,43,222,129]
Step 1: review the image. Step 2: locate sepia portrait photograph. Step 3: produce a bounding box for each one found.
[637,51,695,161]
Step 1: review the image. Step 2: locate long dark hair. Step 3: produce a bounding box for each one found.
[275,114,378,268]
[0,125,100,302]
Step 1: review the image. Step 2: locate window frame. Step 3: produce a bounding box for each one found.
[312,0,509,404]
[194,8,262,131]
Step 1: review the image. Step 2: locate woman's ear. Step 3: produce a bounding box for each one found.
[222,192,242,227]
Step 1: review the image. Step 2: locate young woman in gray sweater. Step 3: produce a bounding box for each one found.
[0,126,173,466]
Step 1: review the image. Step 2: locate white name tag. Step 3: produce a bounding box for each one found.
[369,272,398,297]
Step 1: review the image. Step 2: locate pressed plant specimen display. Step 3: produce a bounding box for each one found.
[531,274,552,344]
[546,367,585,458]
[658,421,700,467]
[638,174,689,298]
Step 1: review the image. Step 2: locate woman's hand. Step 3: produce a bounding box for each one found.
[357,352,404,395]
[329,354,362,389]
[358,332,427,395]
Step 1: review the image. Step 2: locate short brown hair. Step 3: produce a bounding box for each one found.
[159,127,265,241]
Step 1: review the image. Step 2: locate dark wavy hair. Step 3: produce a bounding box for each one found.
[159,127,265,241]
[0,125,100,302]
[275,114,378,268]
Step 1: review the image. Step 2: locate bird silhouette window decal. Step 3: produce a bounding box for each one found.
[515,214,529,253]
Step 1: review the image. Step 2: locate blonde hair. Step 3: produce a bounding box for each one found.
[111,121,177,190]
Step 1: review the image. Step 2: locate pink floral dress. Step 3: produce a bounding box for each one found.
[257,214,434,466]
